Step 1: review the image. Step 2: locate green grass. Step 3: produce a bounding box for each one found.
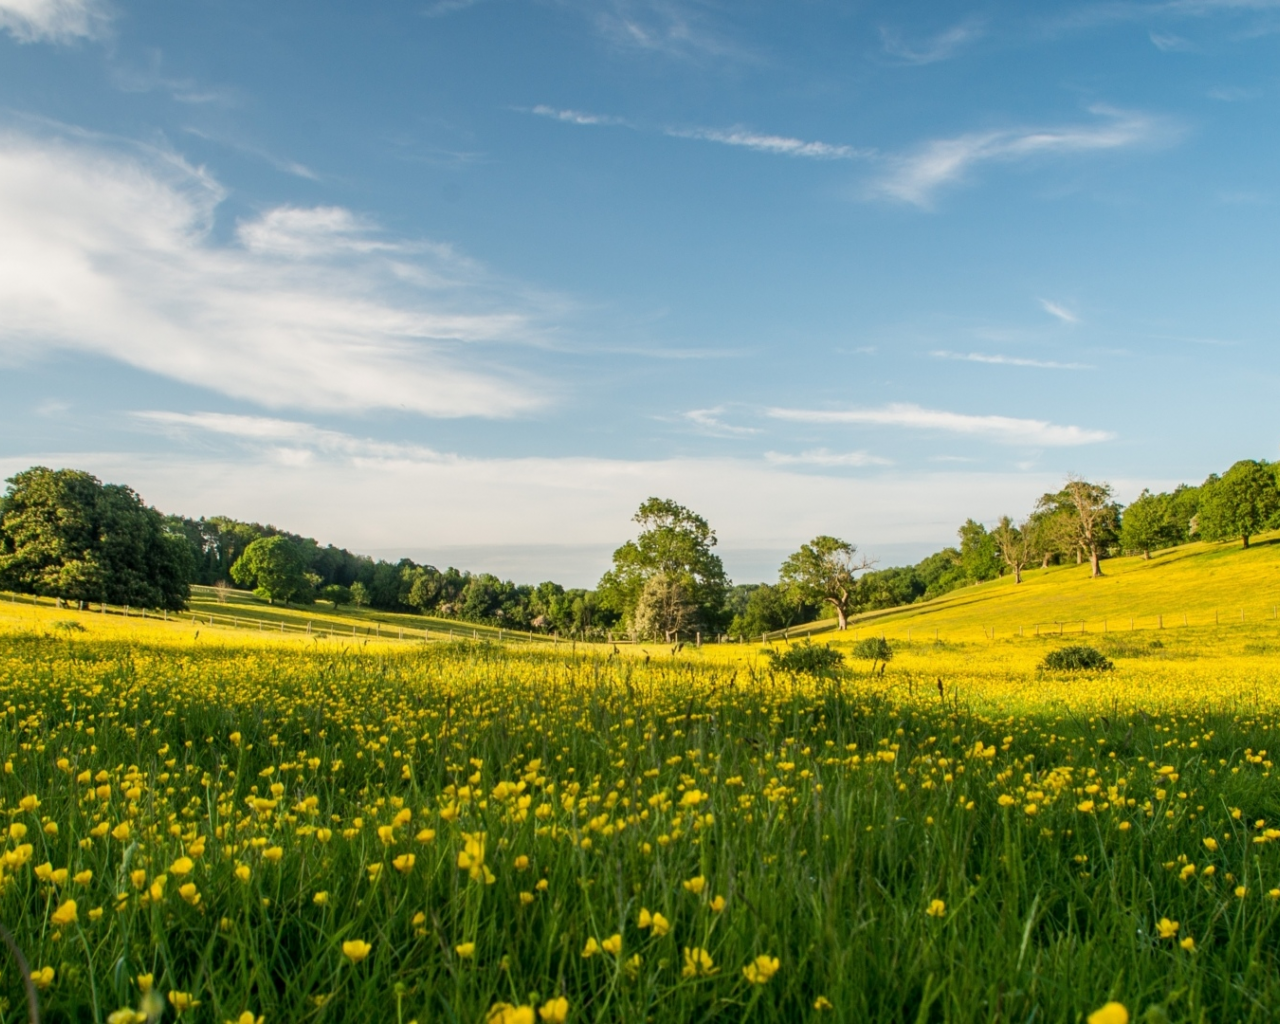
[4,610,1280,1022]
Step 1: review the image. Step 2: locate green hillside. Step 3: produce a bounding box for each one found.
[784,531,1280,643]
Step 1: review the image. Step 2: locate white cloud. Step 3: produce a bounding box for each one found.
[0,128,549,418]
[767,403,1113,446]
[880,20,983,64]
[765,449,891,467]
[1039,298,1079,323]
[931,350,1091,370]
[666,126,868,160]
[683,407,760,436]
[1149,31,1196,50]
[131,411,448,463]
[0,0,106,43]
[873,106,1174,207]
[530,105,628,127]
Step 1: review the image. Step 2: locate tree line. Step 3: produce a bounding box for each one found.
[1,457,1276,640]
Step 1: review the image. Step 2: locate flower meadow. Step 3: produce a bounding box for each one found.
[4,609,1280,1022]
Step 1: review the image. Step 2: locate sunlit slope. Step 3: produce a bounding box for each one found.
[820,533,1280,642]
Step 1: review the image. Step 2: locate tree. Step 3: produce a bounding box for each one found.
[350,581,370,607]
[597,498,729,633]
[1037,478,1119,578]
[0,466,190,609]
[957,519,1002,582]
[726,583,812,639]
[230,536,308,605]
[1197,460,1280,548]
[320,584,351,609]
[630,574,698,641]
[991,516,1036,584]
[779,536,875,630]
[1120,490,1180,559]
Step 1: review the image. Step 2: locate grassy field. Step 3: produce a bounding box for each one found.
[4,591,1280,1024]
[774,532,1280,644]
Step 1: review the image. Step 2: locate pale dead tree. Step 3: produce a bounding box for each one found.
[630,573,698,642]
[991,515,1036,584]
[1037,478,1119,579]
[213,579,231,605]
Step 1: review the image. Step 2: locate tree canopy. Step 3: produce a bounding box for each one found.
[0,467,191,610]
[779,535,874,630]
[597,498,729,636]
[230,536,310,605]
[1197,460,1280,548]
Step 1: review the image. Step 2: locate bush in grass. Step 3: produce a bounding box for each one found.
[767,642,844,675]
[852,636,893,663]
[1041,645,1113,672]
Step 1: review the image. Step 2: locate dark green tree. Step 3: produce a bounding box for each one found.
[1120,490,1180,558]
[597,498,729,632]
[957,519,1002,582]
[229,536,308,605]
[320,584,351,609]
[1037,478,1120,578]
[779,536,875,631]
[0,467,190,609]
[1197,460,1280,549]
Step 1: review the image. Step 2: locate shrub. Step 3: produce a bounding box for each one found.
[1041,645,1113,672]
[851,637,893,662]
[767,642,844,675]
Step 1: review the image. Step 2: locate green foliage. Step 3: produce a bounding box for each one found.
[349,581,370,607]
[1041,645,1113,672]
[779,535,872,630]
[852,636,894,662]
[320,583,352,609]
[597,498,728,632]
[766,641,844,674]
[230,536,309,605]
[727,583,813,639]
[1197,460,1280,548]
[957,519,1002,582]
[0,467,190,609]
[1121,490,1185,558]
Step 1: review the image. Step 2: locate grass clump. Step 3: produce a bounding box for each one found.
[1041,644,1113,672]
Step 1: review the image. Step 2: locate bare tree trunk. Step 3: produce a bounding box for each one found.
[835,605,847,630]
[1243,534,1251,549]
[1014,565,1022,584]
[1090,548,1102,578]
[1143,550,1150,560]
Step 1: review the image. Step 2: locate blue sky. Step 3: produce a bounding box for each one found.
[2,0,1278,585]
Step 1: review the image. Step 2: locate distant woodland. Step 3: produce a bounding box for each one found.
[1,458,1277,641]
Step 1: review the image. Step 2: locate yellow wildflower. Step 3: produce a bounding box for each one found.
[742,954,780,984]
[341,940,372,963]
[1086,1003,1128,1024]
[538,996,569,1023]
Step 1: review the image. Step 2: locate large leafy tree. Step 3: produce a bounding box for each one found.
[1120,490,1182,559]
[230,536,309,605]
[779,535,875,630]
[597,498,729,632]
[0,467,191,609]
[1197,460,1280,549]
[1037,478,1120,578]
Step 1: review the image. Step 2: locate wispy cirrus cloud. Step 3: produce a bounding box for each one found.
[683,407,760,436]
[132,411,448,465]
[666,126,868,160]
[931,350,1092,370]
[767,403,1113,446]
[872,106,1176,207]
[527,105,866,162]
[1039,298,1079,323]
[765,449,891,467]
[0,126,551,419]
[530,105,629,127]
[0,0,107,43]
[880,19,984,64]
